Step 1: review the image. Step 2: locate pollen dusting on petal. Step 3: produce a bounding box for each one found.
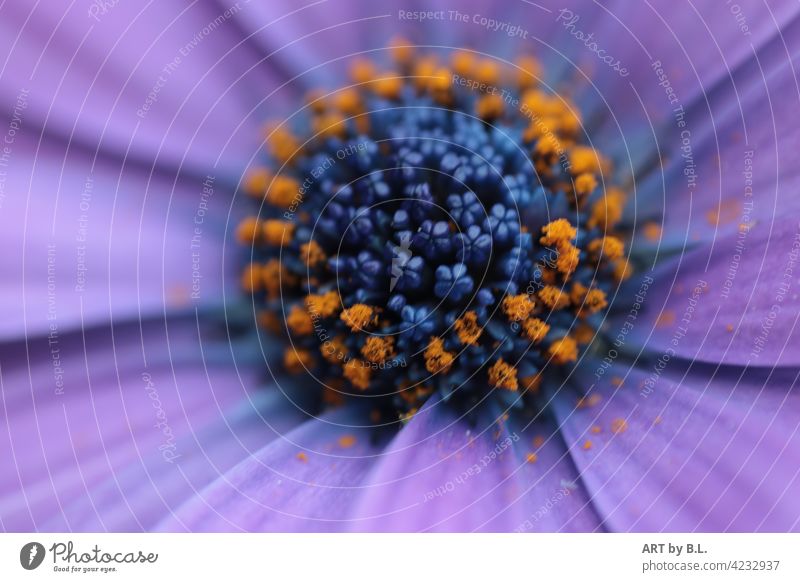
[525,452,538,464]
[522,318,550,343]
[643,221,662,241]
[576,393,602,409]
[548,336,578,365]
[454,311,483,345]
[284,348,313,374]
[582,439,593,451]
[610,418,628,434]
[425,337,454,375]
[590,425,602,434]
[340,304,378,332]
[286,304,314,336]
[343,359,371,390]
[337,434,357,448]
[488,358,518,391]
[502,294,535,322]
[538,285,570,311]
[306,290,341,318]
[262,219,295,246]
[301,240,327,267]
[296,451,309,462]
[361,336,396,364]
[540,218,577,247]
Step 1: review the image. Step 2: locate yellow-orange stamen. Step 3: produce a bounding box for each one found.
[301,240,327,267]
[488,358,518,391]
[502,294,535,322]
[522,318,550,343]
[454,311,483,345]
[361,336,395,364]
[340,304,377,332]
[424,337,454,375]
[343,359,371,390]
[540,219,577,247]
[284,348,313,374]
[548,336,579,364]
[305,290,341,318]
[538,286,570,310]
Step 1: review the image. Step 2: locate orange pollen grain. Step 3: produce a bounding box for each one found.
[555,242,580,276]
[296,452,309,462]
[286,305,314,336]
[305,290,341,318]
[301,240,327,267]
[522,318,550,343]
[588,236,624,261]
[540,218,577,247]
[284,348,312,374]
[267,175,301,208]
[236,217,262,245]
[488,358,518,391]
[525,452,538,464]
[454,311,483,345]
[476,93,504,119]
[548,336,579,365]
[424,337,455,375]
[340,304,377,332]
[574,172,597,196]
[337,435,357,449]
[360,336,396,364]
[502,294,535,322]
[343,359,371,390]
[244,167,271,198]
[538,286,570,310]
[262,220,294,246]
[611,418,629,434]
[320,336,348,364]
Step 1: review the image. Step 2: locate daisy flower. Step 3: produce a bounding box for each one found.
[2,0,799,532]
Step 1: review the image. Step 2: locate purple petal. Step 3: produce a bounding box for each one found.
[157,407,388,532]
[552,361,800,531]
[0,137,233,339]
[625,216,800,367]
[0,1,280,176]
[0,318,276,531]
[349,395,601,532]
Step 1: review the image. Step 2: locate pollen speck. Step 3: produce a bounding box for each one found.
[611,418,628,434]
[502,294,535,322]
[548,336,579,364]
[337,435,357,449]
[340,304,377,332]
[425,337,455,375]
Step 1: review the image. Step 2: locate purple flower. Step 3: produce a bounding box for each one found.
[2,0,800,533]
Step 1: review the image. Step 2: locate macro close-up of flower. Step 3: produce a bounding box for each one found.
[2,0,800,535]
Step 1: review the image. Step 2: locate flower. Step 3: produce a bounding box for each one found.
[2,0,800,533]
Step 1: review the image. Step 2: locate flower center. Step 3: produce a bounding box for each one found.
[239,41,629,423]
